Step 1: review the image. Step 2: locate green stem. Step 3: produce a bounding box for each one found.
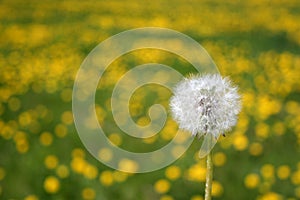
[204,152,213,200]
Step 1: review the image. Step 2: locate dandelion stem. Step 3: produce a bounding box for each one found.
[204,152,213,200]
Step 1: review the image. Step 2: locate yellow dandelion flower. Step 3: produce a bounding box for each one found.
[291,170,300,185]
[112,171,128,182]
[24,195,39,200]
[118,159,139,173]
[255,123,270,139]
[233,134,248,151]
[71,157,86,174]
[154,179,170,194]
[261,164,275,180]
[83,164,98,179]
[277,165,290,180]
[249,142,263,156]
[165,165,181,180]
[44,176,60,194]
[99,170,113,186]
[44,155,58,169]
[160,195,174,200]
[212,152,226,167]
[61,111,73,125]
[108,133,122,146]
[191,195,203,200]
[56,165,69,178]
[187,164,206,182]
[55,124,67,138]
[72,148,85,158]
[98,148,113,162]
[8,97,21,111]
[212,181,223,197]
[39,132,53,146]
[82,188,96,200]
[244,173,260,189]
[259,192,283,200]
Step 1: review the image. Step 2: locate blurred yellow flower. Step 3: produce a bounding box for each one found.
[61,111,73,125]
[276,165,290,180]
[258,192,283,200]
[118,159,139,173]
[154,179,171,194]
[244,173,260,189]
[211,181,223,197]
[71,157,86,174]
[99,170,113,186]
[165,165,181,180]
[83,164,98,179]
[212,152,226,167]
[72,148,85,158]
[233,134,248,151]
[13,131,29,153]
[24,195,39,200]
[272,122,286,136]
[44,176,60,194]
[39,132,53,146]
[82,188,96,200]
[261,164,275,180]
[191,195,203,200]
[112,171,128,182]
[249,142,263,156]
[160,195,174,200]
[55,124,67,138]
[60,88,72,102]
[255,123,270,139]
[0,167,5,181]
[18,112,32,127]
[44,155,58,169]
[186,164,206,182]
[98,148,113,162]
[108,133,122,146]
[291,170,300,185]
[8,97,21,111]
[56,165,69,179]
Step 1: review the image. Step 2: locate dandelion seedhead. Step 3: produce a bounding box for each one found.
[170,73,241,140]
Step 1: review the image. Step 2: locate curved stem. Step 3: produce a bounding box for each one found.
[204,152,213,200]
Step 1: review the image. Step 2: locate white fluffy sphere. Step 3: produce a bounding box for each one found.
[170,73,241,139]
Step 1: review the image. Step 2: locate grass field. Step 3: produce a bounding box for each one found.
[1,0,300,199]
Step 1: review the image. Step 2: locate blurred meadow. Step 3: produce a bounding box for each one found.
[1,0,300,199]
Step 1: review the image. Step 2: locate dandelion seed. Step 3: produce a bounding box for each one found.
[170,73,241,157]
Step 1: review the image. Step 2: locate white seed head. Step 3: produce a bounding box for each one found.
[170,73,241,139]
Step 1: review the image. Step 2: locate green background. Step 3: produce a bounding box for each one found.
[0,0,300,199]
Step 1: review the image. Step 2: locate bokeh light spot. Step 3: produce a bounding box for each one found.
[154,179,171,194]
[249,142,263,156]
[277,165,290,180]
[244,173,260,189]
[99,171,113,186]
[118,159,139,173]
[233,134,248,151]
[98,148,113,162]
[212,152,226,167]
[82,188,96,200]
[56,165,69,179]
[39,132,53,146]
[165,165,181,180]
[211,181,223,197]
[43,176,60,194]
[44,155,58,169]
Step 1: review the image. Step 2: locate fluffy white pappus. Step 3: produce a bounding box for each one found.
[170,73,241,139]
